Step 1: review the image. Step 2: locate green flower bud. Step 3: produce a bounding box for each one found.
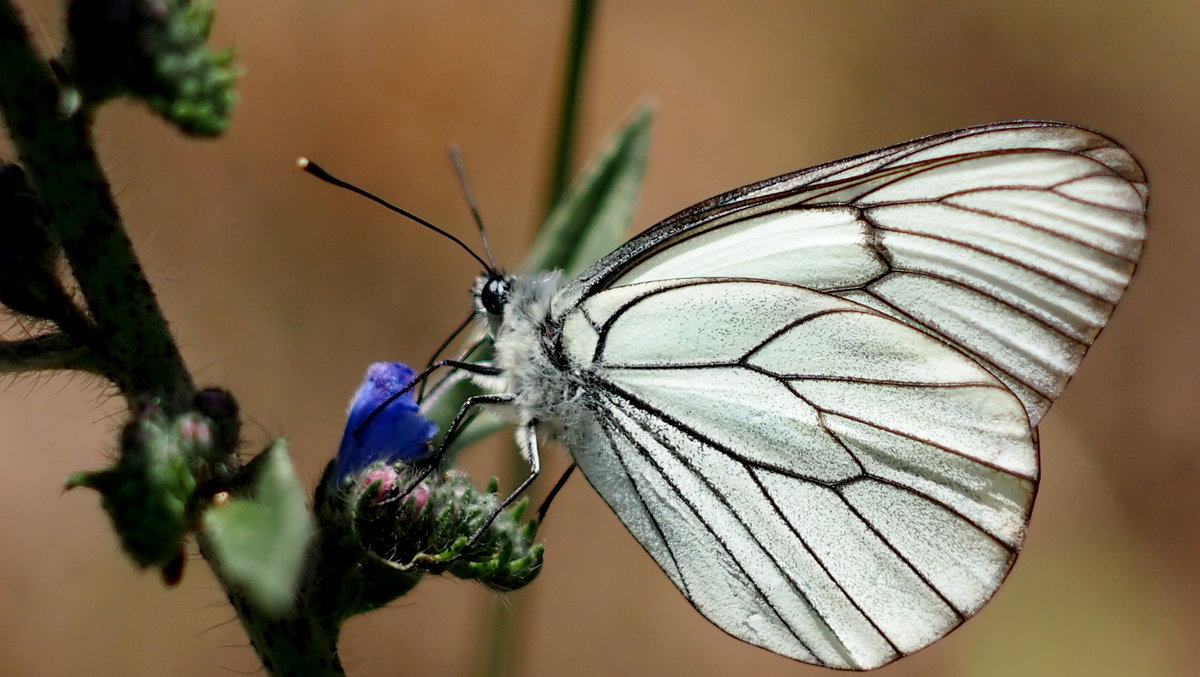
[192,387,240,456]
[62,0,238,136]
[348,464,544,594]
[66,400,212,571]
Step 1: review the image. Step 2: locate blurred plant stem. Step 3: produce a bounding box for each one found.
[477,2,597,677]
[0,2,317,674]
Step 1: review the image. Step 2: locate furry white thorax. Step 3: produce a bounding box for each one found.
[470,270,585,436]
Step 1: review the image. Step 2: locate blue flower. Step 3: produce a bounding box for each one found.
[333,363,437,484]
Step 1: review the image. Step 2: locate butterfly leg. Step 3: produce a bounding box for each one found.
[390,391,515,504]
[421,310,475,370]
[445,420,542,560]
[416,309,491,402]
[535,462,577,524]
[357,358,500,437]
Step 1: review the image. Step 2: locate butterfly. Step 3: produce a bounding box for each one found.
[315,120,1148,669]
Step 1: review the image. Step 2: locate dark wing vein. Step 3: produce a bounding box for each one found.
[594,392,830,662]
[598,372,978,656]
[842,287,1064,424]
[783,384,1029,551]
[795,391,1034,480]
[598,376,829,483]
[932,197,1141,264]
[838,473,1021,555]
[867,220,1121,306]
[780,465,970,620]
[590,409,687,594]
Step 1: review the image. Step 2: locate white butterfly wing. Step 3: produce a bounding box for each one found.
[557,279,1036,668]
[558,121,1147,424]
[543,122,1146,668]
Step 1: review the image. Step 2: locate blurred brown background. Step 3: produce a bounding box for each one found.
[1,1,1196,675]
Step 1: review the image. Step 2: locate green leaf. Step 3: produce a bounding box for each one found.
[522,104,653,277]
[422,106,654,450]
[202,440,314,616]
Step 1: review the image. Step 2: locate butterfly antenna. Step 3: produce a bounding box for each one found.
[448,146,497,271]
[298,157,495,274]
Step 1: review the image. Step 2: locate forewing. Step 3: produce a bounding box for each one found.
[556,121,1147,424]
[560,280,1037,669]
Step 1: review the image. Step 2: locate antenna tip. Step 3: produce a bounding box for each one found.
[296,157,310,169]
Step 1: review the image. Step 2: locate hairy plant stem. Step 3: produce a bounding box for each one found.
[0,332,98,374]
[0,0,193,410]
[205,529,347,677]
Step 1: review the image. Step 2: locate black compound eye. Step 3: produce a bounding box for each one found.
[481,276,509,315]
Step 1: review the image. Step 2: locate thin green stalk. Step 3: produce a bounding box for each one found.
[0,0,194,409]
[478,2,597,676]
[542,0,598,215]
[478,603,523,677]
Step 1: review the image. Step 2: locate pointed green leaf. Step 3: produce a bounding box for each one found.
[521,104,653,277]
[203,440,313,615]
[422,106,653,451]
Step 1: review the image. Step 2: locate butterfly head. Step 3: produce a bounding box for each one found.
[474,271,513,318]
